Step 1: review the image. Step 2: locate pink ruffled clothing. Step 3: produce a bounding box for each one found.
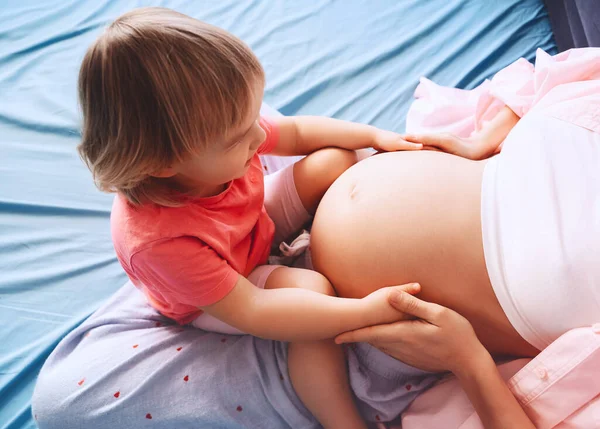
[406,47,600,139]
[382,48,600,428]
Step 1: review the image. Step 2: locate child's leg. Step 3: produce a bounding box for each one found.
[264,147,357,245]
[263,148,363,427]
[292,147,358,214]
[265,267,367,429]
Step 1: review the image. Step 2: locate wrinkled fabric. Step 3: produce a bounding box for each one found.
[407,48,600,139]
[6,1,556,426]
[31,103,440,429]
[400,326,600,429]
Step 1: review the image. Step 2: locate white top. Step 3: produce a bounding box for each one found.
[481,111,600,350]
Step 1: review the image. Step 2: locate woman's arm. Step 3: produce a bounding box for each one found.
[201,275,419,342]
[454,351,535,429]
[403,106,520,160]
[271,116,423,156]
[475,105,521,153]
[336,290,535,429]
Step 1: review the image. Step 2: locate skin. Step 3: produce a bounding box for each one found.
[153,79,423,429]
[311,107,539,359]
[153,79,422,344]
[155,76,532,425]
[313,107,537,427]
[336,289,536,429]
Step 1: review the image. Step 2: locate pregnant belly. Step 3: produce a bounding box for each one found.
[311,151,538,357]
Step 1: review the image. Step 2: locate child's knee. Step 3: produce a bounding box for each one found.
[293,148,358,214]
[312,148,358,178]
[300,148,358,190]
[265,267,336,296]
[291,268,336,297]
[305,270,337,296]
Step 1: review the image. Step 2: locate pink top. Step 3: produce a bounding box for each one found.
[111,117,279,325]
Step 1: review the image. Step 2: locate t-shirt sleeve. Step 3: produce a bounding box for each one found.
[130,237,240,308]
[257,116,280,155]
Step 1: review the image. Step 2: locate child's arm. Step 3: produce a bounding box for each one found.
[271,116,422,156]
[201,274,419,342]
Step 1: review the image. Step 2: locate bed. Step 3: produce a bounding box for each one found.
[0,1,557,428]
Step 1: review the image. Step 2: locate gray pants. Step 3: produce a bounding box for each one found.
[32,282,438,428]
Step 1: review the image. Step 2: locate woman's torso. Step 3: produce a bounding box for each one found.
[311,150,539,357]
[480,111,600,351]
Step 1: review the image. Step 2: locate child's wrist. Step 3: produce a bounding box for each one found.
[361,295,397,327]
[368,126,385,150]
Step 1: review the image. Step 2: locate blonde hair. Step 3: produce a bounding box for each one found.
[78,7,264,206]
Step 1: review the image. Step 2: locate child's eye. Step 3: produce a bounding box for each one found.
[226,140,242,151]
[225,119,257,150]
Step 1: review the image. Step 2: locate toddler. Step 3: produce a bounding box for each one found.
[78,8,421,428]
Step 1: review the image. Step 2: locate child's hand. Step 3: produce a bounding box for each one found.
[372,129,423,152]
[337,290,488,375]
[360,283,422,326]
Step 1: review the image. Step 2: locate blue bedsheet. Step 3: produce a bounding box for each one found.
[0,1,555,428]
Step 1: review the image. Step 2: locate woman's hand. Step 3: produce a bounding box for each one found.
[360,283,422,327]
[401,106,520,161]
[336,289,488,374]
[336,290,537,429]
[401,133,495,161]
[372,129,423,152]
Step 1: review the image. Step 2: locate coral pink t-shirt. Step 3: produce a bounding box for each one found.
[111,117,279,325]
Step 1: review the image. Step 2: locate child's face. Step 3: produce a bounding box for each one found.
[160,80,265,196]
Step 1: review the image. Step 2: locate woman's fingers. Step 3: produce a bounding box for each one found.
[387,290,446,325]
[402,133,426,143]
[374,130,423,152]
[403,133,451,147]
[396,139,424,151]
[384,136,423,151]
[335,320,419,345]
[403,133,466,157]
[335,284,424,345]
[421,145,444,152]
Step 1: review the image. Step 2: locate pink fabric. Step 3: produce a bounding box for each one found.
[262,162,311,246]
[399,326,600,429]
[406,48,600,140]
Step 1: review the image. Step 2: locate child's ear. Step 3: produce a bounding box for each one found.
[150,167,177,178]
